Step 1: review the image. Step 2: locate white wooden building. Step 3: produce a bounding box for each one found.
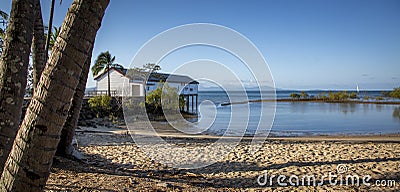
[93,67,199,113]
[93,67,144,96]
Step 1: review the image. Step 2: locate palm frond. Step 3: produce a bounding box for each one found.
[92,51,116,76]
[112,63,125,70]
[0,10,8,21]
[91,62,106,76]
[0,28,5,39]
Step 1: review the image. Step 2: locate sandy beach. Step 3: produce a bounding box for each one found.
[44,123,400,192]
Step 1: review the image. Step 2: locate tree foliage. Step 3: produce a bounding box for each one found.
[327,91,349,101]
[389,87,400,99]
[44,26,60,51]
[88,95,112,117]
[91,51,124,76]
[145,82,183,114]
[289,91,362,101]
[290,93,300,99]
[300,91,309,99]
[290,92,309,99]
[91,51,124,96]
[126,63,161,80]
[349,92,358,99]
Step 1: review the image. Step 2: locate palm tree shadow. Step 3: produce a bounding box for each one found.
[49,147,400,189]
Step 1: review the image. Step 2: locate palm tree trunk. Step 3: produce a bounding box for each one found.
[44,0,55,55]
[108,63,111,96]
[57,44,94,157]
[0,0,34,172]
[0,0,109,191]
[32,0,46,93]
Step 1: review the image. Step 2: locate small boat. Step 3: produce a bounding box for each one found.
[356,84,360,93]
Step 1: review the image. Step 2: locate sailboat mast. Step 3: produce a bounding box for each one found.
[356,84,360,93]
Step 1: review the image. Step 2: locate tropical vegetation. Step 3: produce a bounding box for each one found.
[145,82,185,114]
[91,51,124,96]
[289,91,309,99]
[126,63,161,80]
[389,87,400,99]
[44,26,60,50]
[88,95,112,117]
[290,91,359,101]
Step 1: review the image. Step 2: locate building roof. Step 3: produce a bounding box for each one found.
[94,67,199,84]
[147,73,199,84]
[93,67,127,80]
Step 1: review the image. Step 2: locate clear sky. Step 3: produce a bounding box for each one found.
[1,0,399,90]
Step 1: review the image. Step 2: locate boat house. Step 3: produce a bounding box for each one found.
[92,67,199,114]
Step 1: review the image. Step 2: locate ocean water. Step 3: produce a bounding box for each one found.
[193,91,400,136]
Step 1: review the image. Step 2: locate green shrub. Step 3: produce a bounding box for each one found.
[179,95,185,111]
[88,95,112,117]
[145,82,182,114]
[327,91,350,101]
[317,92,328,100]
[389,87,400,99]
[290,93,301,99]
[349,92,358,99]
[146,85,162,111]
[300,91,309,99]
[328,92,337,100]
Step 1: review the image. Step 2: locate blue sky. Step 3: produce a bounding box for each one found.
[1,0,399,90]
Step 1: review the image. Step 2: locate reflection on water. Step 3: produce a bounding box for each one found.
[196,91,400,136]
[339,103,356,114]
[202,102,400,136]
[393,107,400,121]
[273,102,400,136]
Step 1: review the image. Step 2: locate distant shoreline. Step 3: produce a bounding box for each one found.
[221,98,400,106]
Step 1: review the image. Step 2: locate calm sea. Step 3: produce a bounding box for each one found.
[193,90,400,136]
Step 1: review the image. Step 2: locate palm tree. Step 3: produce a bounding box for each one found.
[44,26,60,51]
[0,0,35,172]
[32,0,46,92]
[0,10,8,54]
[92,51,124,96]
[0,0,110,190]
[57,44,94,158]
[44,0,63,55]
[0,10,7,36]
[49,26,60,49]
[0,10,8,22]
[44,0,56,55]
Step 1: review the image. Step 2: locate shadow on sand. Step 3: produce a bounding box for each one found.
[47,142,400,190]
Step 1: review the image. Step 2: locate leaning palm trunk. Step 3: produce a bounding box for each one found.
[0,0,110,191]
[32,0,46,93]
[0,0,34,172]
[57,44,94,157]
